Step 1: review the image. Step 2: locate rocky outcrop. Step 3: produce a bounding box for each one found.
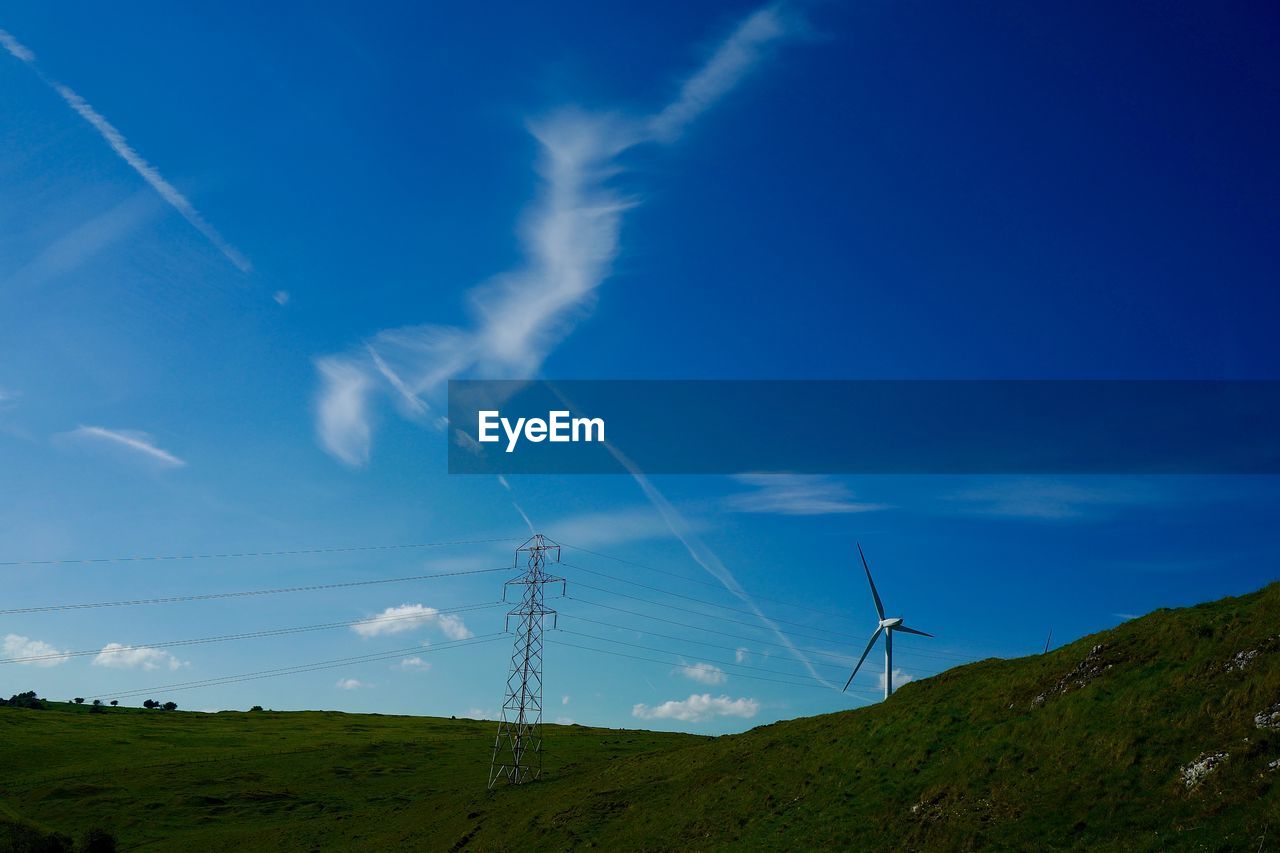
[1033,644,1114,707]
[1180,752,1228,789]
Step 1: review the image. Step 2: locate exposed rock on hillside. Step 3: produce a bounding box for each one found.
[1254,704,1280,730]
[1032,644,1115,707]
[1180,752,1228,789]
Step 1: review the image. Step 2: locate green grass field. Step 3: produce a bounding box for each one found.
[4,583,1280,850]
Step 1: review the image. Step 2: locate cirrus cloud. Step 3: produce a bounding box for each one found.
[726,474,885,516]
[313,4,797,467]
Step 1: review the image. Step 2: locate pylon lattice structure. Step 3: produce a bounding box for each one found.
[488,534,565,788]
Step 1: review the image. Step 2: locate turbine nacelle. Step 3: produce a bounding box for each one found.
[879,616,903,629]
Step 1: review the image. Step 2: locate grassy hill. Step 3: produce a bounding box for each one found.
[3,582,1280,850]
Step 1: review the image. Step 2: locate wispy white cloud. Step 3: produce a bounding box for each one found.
[947,478,1164,520]
[735,647,749,664]
[9,192,159,291]
[632,693,759,722]
[562,694,570,705]
[0,27,250,273]
[726,474,887,515]
[304,6,815,701]
[313,4,795,466]
[351,603,473,640]
[463,707,495,720]
[877,667,914,691]
[647,6,789,141]
[314,358,373,467]
[546,505,705,549]
[62,426,185,468]
[92,643,186,671]
[273,290,290,306]
[397,656,432,671]
[336,678,368,690]
[678,662,727,685]
[3,633,70,667]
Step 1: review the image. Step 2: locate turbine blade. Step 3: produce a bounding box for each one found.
[894,624,933,638]
[857,542,885,620]
[842,626,884,692]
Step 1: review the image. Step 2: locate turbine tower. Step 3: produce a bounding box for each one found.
[843,543,933,699]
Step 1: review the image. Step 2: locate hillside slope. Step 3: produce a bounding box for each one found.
[3,583,1279,850]
[477,582,1280,850]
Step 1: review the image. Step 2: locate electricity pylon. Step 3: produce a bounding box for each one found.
[488,534,564,788]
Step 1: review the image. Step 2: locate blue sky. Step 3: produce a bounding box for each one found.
[1,1,1278,733]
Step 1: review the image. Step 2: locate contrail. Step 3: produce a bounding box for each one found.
[497,474,537,535]
[609,446,836,689]
[1,27,251,273]
[538,376,830,685]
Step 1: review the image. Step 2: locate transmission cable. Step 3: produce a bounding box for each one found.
[561,613,957,683]
[558,542,861,622]
[549,634,880,699]
[561,561,858,640]
[92,633,509,701]
[0,536,523,567]
[568,577,985,661]
[557,628,847,688]
[563,545,1029,650]
[0,600,507,666]
[568,591,977,666]
[0,565,516,615]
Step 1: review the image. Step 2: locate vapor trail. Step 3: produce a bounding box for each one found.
[0,27,251,273]
[606,443,836,689]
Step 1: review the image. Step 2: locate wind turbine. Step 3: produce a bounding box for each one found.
[843,543,933,699]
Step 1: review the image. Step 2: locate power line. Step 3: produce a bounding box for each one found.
[564,612,845,674]
[561,561,856,639]
[566,578,855,645]
[558,542,860,622]
[549,634,879,699]
[561,612,959,689]
[565,594,972,676]
[557,627,863,692]
[0,565,515,615]
[566,597,855,664]
[565,542,1044,653]
[91,633,509,701]
[0,536,523,567]
[1,601,507,665]
[563,581,977,666]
